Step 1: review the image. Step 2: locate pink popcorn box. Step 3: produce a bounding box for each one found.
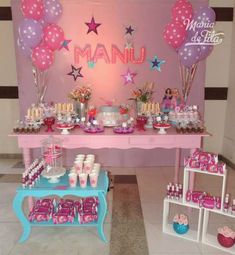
[82,204,98,214]
[189,159,200,168]
[35,198,54,208]
[78,212,98,224]
[59,199,75,207]
[52,212,74,224]
[206,163,218,173]
[191,191,205,203]
[199,162,208,171]
[29,211,51,222]
[200,195,216,209]
[217,163,226,174]
[82,197,99,205]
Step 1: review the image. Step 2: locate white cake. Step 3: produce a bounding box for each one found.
[97,106,121,127]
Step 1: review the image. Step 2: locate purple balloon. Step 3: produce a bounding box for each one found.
[18,19,43,48]
[178,42,201,67]
[186,7,216,41]
[44,0,63,24]
[17,37,32,58]
[38,18,49,28]
[199,45,213,61]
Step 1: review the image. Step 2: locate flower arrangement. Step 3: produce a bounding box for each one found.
[129,82,155,103]
[119,104,130,115]
[68,85,92,103]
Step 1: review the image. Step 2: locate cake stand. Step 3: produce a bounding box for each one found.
[56,124,74,135]
[41,166,66,183]
[153,123,171,135]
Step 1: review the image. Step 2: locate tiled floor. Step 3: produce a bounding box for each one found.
[0,159,234,255]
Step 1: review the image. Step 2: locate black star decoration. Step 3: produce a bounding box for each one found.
[152,59,161,68]
[125,25,134,35]
[67,65,83,81]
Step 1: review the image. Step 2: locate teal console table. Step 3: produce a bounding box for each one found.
[13,170,109,243]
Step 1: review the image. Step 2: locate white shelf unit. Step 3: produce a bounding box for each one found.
[162,198,203,242]
[202,208,235,255]
[183,167,227,212]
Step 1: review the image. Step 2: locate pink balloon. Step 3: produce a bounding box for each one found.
[172,1,193,25]
[21,0,44,20]
[43,24,64,51]
[163,22,186,49]
[32,44,54,71]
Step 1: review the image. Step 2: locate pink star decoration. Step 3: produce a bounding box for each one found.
[121,68,137,85]
[85,16,101,35]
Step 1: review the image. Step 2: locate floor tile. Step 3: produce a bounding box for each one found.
[144,221,201,254]
[10,224,111,255]
[0,222,21,255]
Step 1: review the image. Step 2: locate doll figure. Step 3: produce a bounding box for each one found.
[161,88,172,113]
[171,88,183,110]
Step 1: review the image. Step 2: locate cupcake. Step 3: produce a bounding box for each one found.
[217,226,235,248]
[173,214,189,235]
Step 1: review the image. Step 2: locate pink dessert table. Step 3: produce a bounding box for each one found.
[10,128,209,189]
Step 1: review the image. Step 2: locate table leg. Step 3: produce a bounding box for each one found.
[189,148,196,192]
[22,148,34,211]
[97,192,108,243]
[174,148,181,183]
[13,193,31,243]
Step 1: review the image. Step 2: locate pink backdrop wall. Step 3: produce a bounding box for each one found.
[11,0,208,167]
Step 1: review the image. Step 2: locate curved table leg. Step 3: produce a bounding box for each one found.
[97,192,107,243]
[13,193,31,243]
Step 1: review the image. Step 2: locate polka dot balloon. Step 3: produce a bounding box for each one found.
[178,43,201,67]
[44,0,63,24]
[21,0,44,20]
[172,0,193,25]
[163,21,186,49]
[18,19,43,48]
[43,24,64,51]
[32,44,54,70]
[187,6,216,40]
[17,37,31,58]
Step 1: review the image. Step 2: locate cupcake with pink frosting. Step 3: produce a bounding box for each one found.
[173,214,189,234]
[217,226,235,248]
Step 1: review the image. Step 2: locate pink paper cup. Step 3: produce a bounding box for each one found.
[79,173,88,188]
[89,173,98,188]
[74,161,83,174]
[83,161,93,174]
[68,172,77,188]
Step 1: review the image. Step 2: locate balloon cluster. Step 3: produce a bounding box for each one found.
[17,0,64,71]
[163,0,216,68]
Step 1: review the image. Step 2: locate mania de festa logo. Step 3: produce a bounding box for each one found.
[183,19,224,46]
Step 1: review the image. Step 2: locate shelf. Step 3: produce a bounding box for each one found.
[31,219,98,227]
[205,207,235,218]
[203,233,235,255]
[163,223,199,243]
[163,198,203,242]
[184,167,226,177]
[164,197,201,209]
